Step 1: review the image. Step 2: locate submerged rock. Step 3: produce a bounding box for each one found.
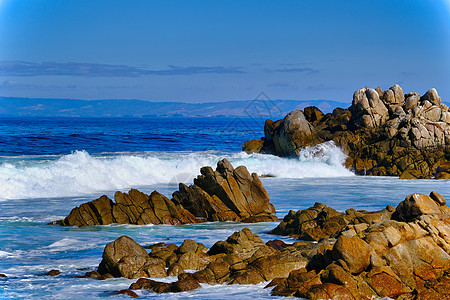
[47,269,60,276]
[50,159,277,227]
[243,84,450,178]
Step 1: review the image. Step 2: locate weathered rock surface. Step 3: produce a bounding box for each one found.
[269,191,450,299]
[243,85,450,178]
[89,228,325,293]
[81,192,450,299]
[270,202,394,241]
[50,159,277,226]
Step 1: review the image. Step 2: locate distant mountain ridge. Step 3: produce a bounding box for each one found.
[0,97,348,118]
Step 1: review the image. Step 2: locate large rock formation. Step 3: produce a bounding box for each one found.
[82,192,450,299]
[243,85,450,178]
[50,159,277,227]
[269,191,450,299]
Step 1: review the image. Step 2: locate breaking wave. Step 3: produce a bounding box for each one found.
[0,142,353,200]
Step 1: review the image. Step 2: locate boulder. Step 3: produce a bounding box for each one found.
[97,236,166,279]
[392,193,443,221]
[351,87,389,128]
[271,110,315,157]
[421,88,441,106]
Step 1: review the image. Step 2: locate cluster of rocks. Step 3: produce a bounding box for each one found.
[87,228,331,295]
[81,191,450,299]
[49,159,277,226]
[269,191,450,299]
[270,202,395,241]
[243,85,450,178]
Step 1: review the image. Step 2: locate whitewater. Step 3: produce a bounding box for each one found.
[0,141,352,200]
[0,117,448,299]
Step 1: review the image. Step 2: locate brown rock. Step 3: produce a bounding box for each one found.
[97,236,167,279]
[170,273,201,292]
[421,88,441,106]
[430,191,446,206]
[113,289,139,297]
[192,159,277,222]
[271,110,314,157]
[208,228,266,260]
[400,169,426,179]
[332,236,371,274]
[47,269,60,276]
[392,193,441,221]
[242,139,264,154]
[304,106,324,125]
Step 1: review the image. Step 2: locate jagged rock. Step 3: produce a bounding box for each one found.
[51,159,277,226]
[191,159,277,222]
[270,192,450,300]
[304,106,324,125]
[242,84,450,178]
[270,202,394,241]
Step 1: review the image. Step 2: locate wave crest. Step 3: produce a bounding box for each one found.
[0,144,353,200]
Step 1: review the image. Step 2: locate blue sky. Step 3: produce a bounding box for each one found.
[0,0,449,103]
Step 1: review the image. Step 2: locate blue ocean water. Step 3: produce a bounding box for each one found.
[0,117,448,299]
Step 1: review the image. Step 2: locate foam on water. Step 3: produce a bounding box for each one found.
[0,142,353,200]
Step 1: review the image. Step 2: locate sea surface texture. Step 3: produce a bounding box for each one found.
[0,117,448,299]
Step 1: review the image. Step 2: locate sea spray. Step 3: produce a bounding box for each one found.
[0,143,353,200]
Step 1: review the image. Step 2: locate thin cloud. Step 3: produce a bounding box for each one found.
[0,80,77,90]
[0,61,245,77]
[306,84,338,91]
[264,67,319,75]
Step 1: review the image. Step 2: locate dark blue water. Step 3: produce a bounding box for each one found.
[0,116,448,299]
[0,117,263,156]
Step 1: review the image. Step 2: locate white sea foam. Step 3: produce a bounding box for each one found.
[0,142,353,200]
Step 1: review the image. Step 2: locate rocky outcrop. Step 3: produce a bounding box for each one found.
[243,85,450,178]
[270,202,394,241]
[269,191,450,299]
[50,159,277,227]
[88,228,323,292]
[80,192,450,299]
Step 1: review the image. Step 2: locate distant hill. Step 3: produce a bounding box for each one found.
[0,97,349,119]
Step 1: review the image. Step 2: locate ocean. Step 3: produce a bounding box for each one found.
[0,117,448,299]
